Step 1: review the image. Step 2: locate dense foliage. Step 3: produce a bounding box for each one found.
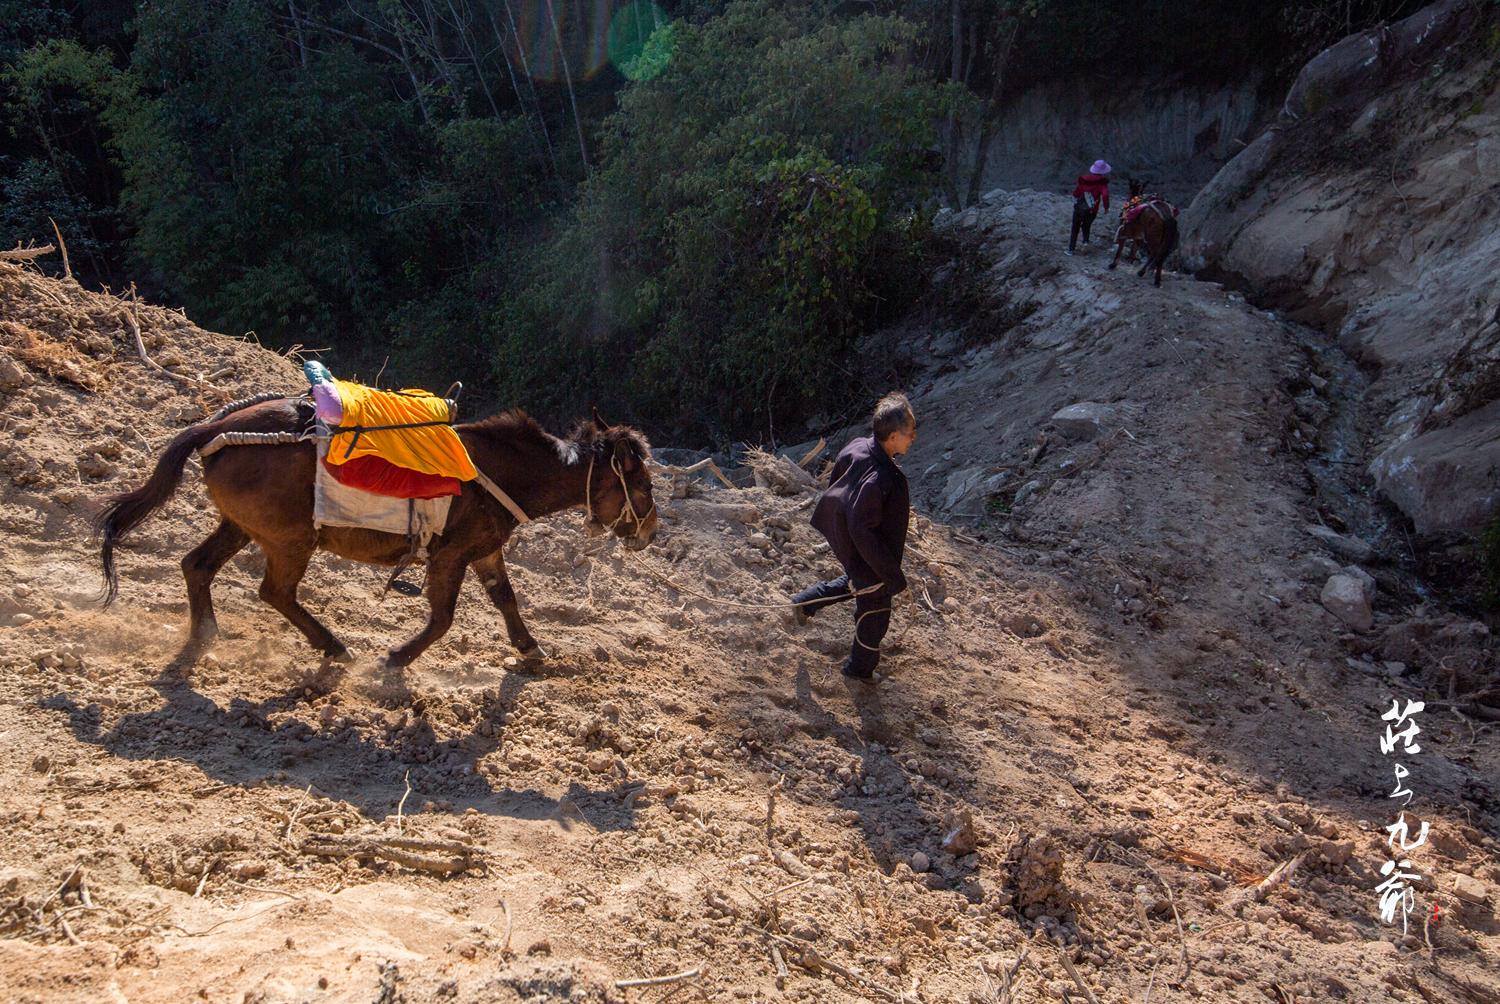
[497,5,938,439]
[0,0,1429,442]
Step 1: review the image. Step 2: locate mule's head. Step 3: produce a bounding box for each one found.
[575,410,658,550]
[1127,177,1148,199]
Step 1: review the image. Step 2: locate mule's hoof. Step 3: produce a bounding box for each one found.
[322,648,356,669]
[516,642,549,662]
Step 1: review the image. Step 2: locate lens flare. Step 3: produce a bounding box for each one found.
[504,0,613,84]
[503,0,671,84]
[607,1,673,81]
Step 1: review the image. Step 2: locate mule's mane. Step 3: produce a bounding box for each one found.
[458,407,651,462]
[455,408,553,452]
[458,407,548,440]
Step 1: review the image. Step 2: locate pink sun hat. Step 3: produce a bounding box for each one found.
[1090,159,1112,175]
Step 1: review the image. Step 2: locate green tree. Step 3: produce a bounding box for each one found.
[498,0,939,442]
[76,0,551,383]
[1,35,126,279]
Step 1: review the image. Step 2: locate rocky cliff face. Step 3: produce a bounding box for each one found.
[975,78,1270,206]
[1181,0,1500,537]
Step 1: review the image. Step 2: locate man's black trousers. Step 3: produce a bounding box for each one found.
[1069,201,1097,252]
[791,574,892,677]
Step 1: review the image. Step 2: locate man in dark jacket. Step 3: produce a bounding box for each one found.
[791,393,916,681]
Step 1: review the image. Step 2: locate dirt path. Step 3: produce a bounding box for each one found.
[1,207,1497,1004]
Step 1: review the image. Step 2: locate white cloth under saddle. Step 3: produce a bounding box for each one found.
[311,439,453,547]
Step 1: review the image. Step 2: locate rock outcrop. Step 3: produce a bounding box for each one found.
[1182,0,1500,535]
[976,77,1268,207]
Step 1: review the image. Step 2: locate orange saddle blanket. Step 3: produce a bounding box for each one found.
[321,380,477,499]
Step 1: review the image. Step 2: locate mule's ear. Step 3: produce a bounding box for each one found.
[592,406,609,432]
[613,436,635,469]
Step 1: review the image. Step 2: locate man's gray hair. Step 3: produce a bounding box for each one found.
[872,392,915,441]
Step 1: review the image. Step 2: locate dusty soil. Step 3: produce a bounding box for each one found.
[1,192,1498,1004]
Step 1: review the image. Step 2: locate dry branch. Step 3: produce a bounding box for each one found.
[796,437,827,469]
[1238,852,1307,905]
[120,294,213,388]
[371,845,476,875]
[396,769,413,833]
[1056,944,1102,1004]
[301,833,484,875]
[654,457,736,490]
[47,219,72,280]
[771,942,789,982]
[283,784,313,841]
[615,966,703,989]
[765,776,783,847]
[772,876,813,897]
[192,858,217,898]
[0,243,55,261]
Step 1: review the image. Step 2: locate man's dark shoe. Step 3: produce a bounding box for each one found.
[840,660,875,682]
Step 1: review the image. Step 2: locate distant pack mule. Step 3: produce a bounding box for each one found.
[1109,178,1179,287]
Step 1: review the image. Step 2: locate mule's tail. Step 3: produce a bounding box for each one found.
[97,422,222,604]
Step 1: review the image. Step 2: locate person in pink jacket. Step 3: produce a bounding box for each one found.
[1067,159,1111,255]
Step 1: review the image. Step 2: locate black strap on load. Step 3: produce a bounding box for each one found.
[328,419,455,461]
[326,389,462,460]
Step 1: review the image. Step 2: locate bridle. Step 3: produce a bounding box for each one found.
[585,447,655,535]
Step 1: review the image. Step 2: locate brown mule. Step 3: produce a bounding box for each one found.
[1109,178,1179,287]
[98,398,658,670]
